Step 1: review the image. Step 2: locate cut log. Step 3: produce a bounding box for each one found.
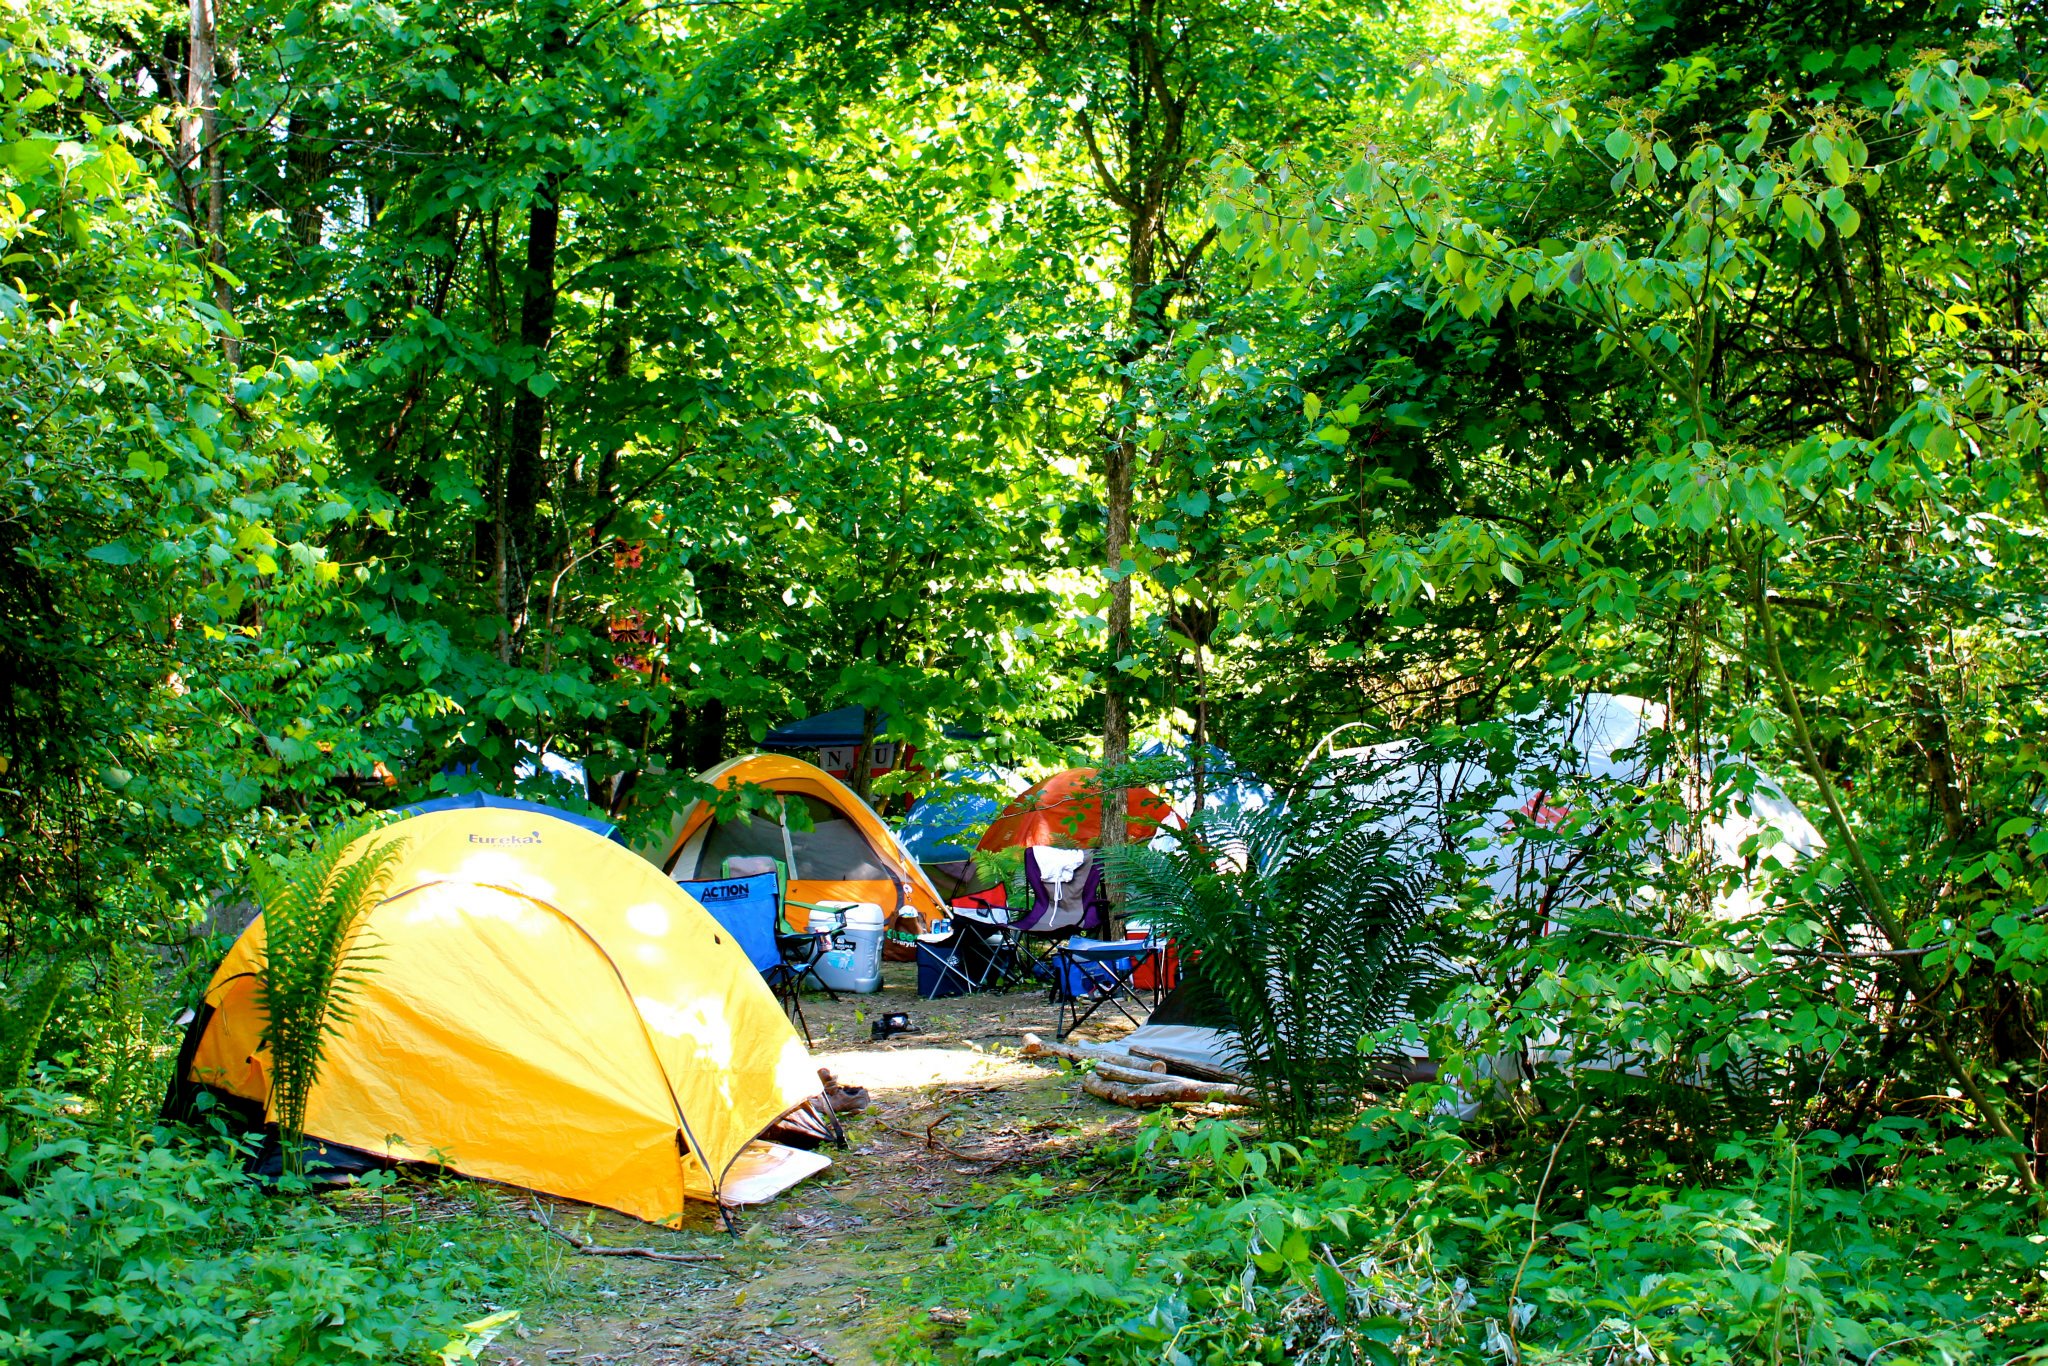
[1094,1060,1178,1087]
[1127,1045,1248,1085]
[1081,1073,1252,1108]
[1020,1033,1163,1070]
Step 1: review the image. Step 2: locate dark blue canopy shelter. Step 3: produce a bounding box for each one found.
[400,792,623,844]
[760,706,890,751]
[761,706,985,752]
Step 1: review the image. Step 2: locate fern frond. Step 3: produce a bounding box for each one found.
[253,816,405,1174]
[1107,789,1440,1136]
[0,940,100,1089]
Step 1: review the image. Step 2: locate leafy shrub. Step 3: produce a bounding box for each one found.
[1107,791,1437,1134]
[0,1089,526,1365]
[913,1104,2038,1365]
[0,944,98,1091]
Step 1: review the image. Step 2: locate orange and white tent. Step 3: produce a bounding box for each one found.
[173,806,828,1222]
[655,753,944,931]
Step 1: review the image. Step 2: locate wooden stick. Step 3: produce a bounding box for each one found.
[1081,1073,1251,1108]
[871,1120,1014,1167]
[1095,1060,1179,1086]
[528,1205,723,1262]
[1021,1032,1164,1070]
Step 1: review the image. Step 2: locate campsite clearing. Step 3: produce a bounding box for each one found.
[435,962,1144,1365]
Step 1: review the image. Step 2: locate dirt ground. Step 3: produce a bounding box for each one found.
[476,959,1147,1365]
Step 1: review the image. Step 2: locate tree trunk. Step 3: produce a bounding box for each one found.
[503,171,562,658]
[1099,199,1159,875]
[182,0,236,366]
[851,706,880,802]
[283,109,330,249]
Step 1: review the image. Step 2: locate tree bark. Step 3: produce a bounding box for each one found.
[850,706,880,801]
[283,110,330,249]
[182,0,236,366]
[502,171,562,658]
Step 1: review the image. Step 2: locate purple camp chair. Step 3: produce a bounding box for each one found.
[1019,847,1109,936]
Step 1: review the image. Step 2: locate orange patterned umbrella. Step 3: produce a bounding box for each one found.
[976,767,1178,851]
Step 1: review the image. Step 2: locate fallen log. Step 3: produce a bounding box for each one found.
[1020,1032,1163,1070]
[1126,1045,1248,1085]
[1081,1073,1252,1109]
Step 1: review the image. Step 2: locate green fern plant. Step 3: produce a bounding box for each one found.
[251,817,405,1175]
[1106,791,1440,1136]
[0,940,99,1089]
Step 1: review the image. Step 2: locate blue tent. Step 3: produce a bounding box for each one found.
[1136,742,1273,818]
[898,769,1016,862]
[400,792,623,844]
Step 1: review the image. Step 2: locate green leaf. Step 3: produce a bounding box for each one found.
[0,136,58,175]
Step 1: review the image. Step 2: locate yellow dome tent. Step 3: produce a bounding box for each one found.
[654,753,944,931]
[175,806,829,1223]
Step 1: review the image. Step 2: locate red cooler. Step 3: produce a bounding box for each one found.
[1127,929,1177,991]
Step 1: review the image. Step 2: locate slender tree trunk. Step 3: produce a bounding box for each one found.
[284,110,330,249]
[851,706,880,802]
[503,171,562,659]
[1100,198,1160,874]
[182,0,237,366]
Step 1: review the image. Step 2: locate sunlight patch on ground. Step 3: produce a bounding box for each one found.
[810,1045,1034,1097]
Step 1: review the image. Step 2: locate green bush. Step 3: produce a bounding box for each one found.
[0,1089,528,1365]
[913,1104,2040,1365]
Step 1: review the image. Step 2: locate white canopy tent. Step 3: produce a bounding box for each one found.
[1329,692,1825,927]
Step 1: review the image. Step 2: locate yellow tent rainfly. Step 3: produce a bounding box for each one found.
[170,806,830,1223]
[653,753,944,931]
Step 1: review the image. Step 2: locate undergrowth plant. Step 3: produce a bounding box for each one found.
[1108,790,1438,1135]
[910,1104,2035,1365]
[251,817,404,1174]
[0,939,100,1090]
[0,1086,541,1364]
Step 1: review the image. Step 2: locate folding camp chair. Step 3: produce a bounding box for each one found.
[1050,936,1164,1040]
[723,855,844,1003]
[676,872,816,1043]
[916,905,1027,999]
[1018,847,1110,938]
[1008,846,1111,981]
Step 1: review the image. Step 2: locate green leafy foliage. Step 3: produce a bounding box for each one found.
[1108,788,1438,1135]
[914,1106,2033,1365]
[252,819,404,1172]
[0,1089,534,1365]
[0,941,96,1090]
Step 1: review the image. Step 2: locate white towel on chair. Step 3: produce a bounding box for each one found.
[1029,846,1086,894]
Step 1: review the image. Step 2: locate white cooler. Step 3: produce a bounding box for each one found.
[811,901,886,994]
